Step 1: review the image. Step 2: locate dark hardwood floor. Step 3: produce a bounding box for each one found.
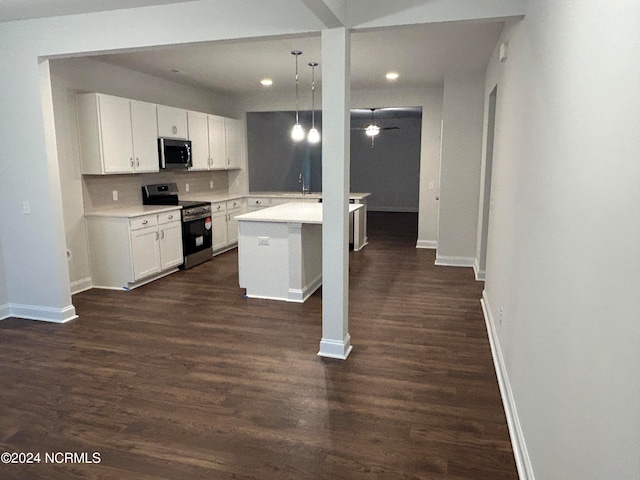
[0,212,517,479]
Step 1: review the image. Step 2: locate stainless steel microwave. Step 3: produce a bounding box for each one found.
[158,138,192,169]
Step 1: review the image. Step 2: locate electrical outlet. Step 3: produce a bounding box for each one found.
[428,181,435,190]
[499,307,504,325]
[22,200,31,215]
[185,183,190,192]
[258,237,270,246]
[209,181,214,189]
[112,190,118,201]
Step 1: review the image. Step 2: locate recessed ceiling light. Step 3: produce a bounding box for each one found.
[385,72,399,81]
[260,78,273,86]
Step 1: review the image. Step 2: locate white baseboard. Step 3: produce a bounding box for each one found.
[288,274,322,303]
[4,303,78,323]
[473,261,486,281]
[416,239,437,249]
[0,304,10,320]
[481,290,535,480]
[435,255,475,267]
[318,334,353,360]
[70,277,93,295]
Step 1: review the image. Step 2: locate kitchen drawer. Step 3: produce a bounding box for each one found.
[226,199,244,211]
[129,214,158,231]
[211,201,226,215]
[157,210,180,225]
[247,197,271,209]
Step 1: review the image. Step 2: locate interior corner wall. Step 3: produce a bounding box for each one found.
[482,3,640,479]
[436,70,485,264]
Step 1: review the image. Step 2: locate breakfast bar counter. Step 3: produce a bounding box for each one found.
[236,202,364,302]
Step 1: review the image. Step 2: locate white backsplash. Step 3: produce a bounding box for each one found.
[83,170,229,212]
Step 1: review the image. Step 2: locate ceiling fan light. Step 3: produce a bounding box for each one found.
[291,123,305,141]
[308,127,321,143]
[365,124,380,137]
[385,71,399,80]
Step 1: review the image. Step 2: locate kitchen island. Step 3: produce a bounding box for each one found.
[236,202,364,302]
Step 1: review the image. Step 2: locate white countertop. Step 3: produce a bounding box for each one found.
[84,205,182,218]
[237,202,363,224]
[247,192,370,200]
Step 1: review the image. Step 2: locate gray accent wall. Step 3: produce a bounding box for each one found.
[247,108,422,211]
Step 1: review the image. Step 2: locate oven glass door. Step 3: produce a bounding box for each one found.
[182,216,213,256]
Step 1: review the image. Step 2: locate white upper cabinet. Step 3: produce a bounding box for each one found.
[76,93,159,175]
[225,117,242,170]
[187,111,210,171]
[157,105,188,140]
[208,114,227,170]
[130,101,160,173]
[188,112,243,171]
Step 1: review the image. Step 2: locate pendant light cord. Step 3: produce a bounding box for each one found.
[292,51,302,124]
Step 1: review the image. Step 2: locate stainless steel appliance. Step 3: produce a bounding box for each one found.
[158,138,192,169]
[142,183,212,269]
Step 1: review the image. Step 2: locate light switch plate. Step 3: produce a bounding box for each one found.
[258,237,270,246]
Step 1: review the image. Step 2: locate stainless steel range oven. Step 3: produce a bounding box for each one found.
[142,183,213,269]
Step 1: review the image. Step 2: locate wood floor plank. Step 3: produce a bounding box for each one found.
[0,212,517,479]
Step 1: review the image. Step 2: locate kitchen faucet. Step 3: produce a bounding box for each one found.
[299,172,310,194]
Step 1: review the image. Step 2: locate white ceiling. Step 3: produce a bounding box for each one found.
[1,0,505,95]
[0,0,196,22]
[93,20,504,95]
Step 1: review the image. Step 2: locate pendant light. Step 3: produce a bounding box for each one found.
[290,51,305,142]
[307,62,320,144]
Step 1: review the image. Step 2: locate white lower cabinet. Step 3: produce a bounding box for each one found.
[86,209,183,290]
[211,201,228,251]
[226,199,247,245]
[130,225,161,281]
[207,198,247,254]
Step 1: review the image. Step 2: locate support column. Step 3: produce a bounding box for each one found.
[318,27,352,360]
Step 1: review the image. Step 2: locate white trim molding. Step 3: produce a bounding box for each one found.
[473,260,486,281]
[70,277,93,295]
[434,255,475,267]
[4,303,78,323]
[0,303,10,321]
[481,290,535,480]
[318,334,353,360]
[416,239,437,249]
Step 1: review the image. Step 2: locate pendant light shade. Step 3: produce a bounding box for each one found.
[307,61,320,144]
[291,50,304,142]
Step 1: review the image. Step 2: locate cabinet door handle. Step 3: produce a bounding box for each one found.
[136,158,140,167]
[155,231,159,240]
[161,231,165,239]
[168,214,173,220]
[142,220,148,225]
[130,157,134,167]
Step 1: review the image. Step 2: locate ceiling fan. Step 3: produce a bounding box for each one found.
[352,108,399,147]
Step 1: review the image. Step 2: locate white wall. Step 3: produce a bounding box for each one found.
[0,240,7,318]
[49,56,238,293]
[436,70,485,264]
[482,1,640,478]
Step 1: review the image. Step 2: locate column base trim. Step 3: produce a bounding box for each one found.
[318,334,353,360]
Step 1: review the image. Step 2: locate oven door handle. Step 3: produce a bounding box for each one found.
[183,214,211,222]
